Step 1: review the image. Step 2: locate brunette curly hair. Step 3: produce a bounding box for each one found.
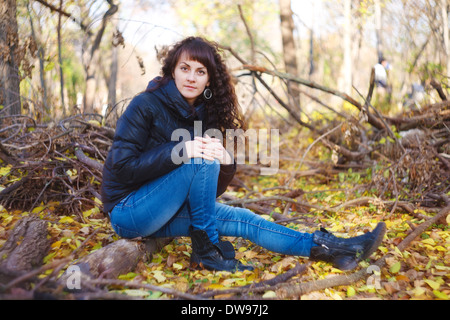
[147,36,246,136]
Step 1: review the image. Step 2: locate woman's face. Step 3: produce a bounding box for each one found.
[173,52,210,105]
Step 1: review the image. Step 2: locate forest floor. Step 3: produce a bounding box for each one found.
[0,113,448,300]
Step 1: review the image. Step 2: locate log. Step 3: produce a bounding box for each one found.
[59,237,172,292]
[0,216,50,284]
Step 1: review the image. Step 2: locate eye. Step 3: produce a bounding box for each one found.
[180,66,189,72]
[197,70,206,75]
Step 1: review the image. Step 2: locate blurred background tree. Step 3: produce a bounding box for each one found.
[0,0,449,123]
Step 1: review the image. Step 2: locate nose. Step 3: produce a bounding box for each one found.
[186,71,195,82]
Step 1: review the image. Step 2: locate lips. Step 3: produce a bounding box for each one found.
[184,85,196,90]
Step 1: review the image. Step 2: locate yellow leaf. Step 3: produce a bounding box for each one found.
[122,289,150,297]
[378,246,388,253]
[389,261,401,274]
[207,283,224,290]
[83,207,99,218]
[88,120,102,127]
[347,286,356,297]
[43,252,56,264]
[424,279,440,290]
[152,270,166,283]
[32,206,45,214]
[118,272,137,280]
[59,216,74,224]
[435,265,450,271]
[433,290,449,300]
[51,240,62,249]
[393,246,403,258]
[0,165,12,176]
[172,263,183,270]
[411,287,425,297]
[262,291,277,299]
[422,238,436,246]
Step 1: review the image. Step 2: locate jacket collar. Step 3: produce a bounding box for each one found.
[147,77,205,120]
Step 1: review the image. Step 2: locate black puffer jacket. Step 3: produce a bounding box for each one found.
[101,78,236,214]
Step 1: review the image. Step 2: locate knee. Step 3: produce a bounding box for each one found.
[190,158,220,173]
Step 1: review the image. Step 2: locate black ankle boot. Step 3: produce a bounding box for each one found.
[310,222,386,270]
[189,227,254,272]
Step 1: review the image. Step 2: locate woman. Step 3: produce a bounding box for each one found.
[101,36,386,272]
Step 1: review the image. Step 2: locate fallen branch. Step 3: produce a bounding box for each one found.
[83,278,203,300]
[74,147,104,171]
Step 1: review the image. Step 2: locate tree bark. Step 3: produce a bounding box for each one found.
[107,21,120,111]
[0,0,21,116]
[27,2,50,117]
[59,237,171,292]
[441,0,450,77]
[279,0,300,107]
[58,0,66,117]
[342,0,353,94]
[0,216,50,284]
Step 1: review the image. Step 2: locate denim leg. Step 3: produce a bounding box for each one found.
[186,159,221,243]
[109,158,220,242]
[215,203,314,257]
[151,202,314,257]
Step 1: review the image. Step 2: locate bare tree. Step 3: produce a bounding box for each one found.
[26,2,50,117]
[279,0,300,107]
[342,0,353,94]
[441,0,450,76]
[57,0,66,118]
[0,0,21,116]
[82,0,119,114]
[374,0,383,61]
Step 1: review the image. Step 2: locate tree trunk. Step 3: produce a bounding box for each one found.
[27,2,49,118]
[107,21,120,112]
[279,0,300,108]
[442,0,450,77]
[374,0,383,61]
[0,0,21,116]
[342,0,353,94]
[58,0,66,118]
[82,1,118,114]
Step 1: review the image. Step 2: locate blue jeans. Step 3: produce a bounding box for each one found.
[109,158,314,257]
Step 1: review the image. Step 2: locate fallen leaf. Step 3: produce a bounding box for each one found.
[262,290,277,298]
[424,279,440,290]
[389,261,401,274]
[347,286,356,297]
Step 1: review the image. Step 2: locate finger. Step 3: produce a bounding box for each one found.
[196,135,221,143]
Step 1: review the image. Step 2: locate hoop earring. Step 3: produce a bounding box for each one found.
[203,87,213,100]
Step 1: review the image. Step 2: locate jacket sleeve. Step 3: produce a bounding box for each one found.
[109,96,180,185]
[216,162,236,196]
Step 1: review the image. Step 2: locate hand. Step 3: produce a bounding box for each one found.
[185,135,232,164]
